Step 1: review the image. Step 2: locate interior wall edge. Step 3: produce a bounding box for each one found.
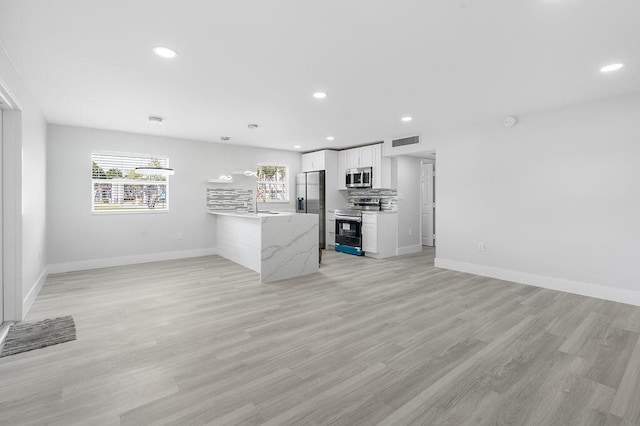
[434,257,640,307]
[47,247,219,275]
[21,265,48,320]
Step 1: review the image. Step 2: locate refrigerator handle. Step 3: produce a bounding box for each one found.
[297,197,305,212]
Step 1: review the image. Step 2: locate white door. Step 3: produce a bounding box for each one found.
[421,162,435,246]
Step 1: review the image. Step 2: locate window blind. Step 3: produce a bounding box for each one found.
[91,151,170,212]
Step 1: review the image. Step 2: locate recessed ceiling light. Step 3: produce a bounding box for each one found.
[313,92,327,99]
[600,63,624,73]
[148,116,164,125]
[401,116,413,122]
[153,46,178,59]
[294,145,301,149]
[326,136,335,141]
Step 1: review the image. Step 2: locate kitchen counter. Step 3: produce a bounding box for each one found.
[208,210,298,219]
[208,211,319,282]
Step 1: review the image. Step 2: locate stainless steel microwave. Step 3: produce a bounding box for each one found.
[346,167,372,188]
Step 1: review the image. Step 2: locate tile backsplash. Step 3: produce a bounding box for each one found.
[347,188,398,211]
[207,188,253,211]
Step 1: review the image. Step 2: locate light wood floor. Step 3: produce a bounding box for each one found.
[1,248,640,425]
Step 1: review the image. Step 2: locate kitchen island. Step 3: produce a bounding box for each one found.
[208,211,319,282]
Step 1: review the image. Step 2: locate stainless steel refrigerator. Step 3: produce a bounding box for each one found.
[296,171,325,249]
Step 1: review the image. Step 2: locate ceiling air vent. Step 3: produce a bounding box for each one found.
[392,135,420,148]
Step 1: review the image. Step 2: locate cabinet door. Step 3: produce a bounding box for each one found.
[337,151,348,190]
[301,153,314,172]
[327,220,336,246]
[327,211,336,247]
[302,151,327,172]
[362,222,377,253]
[361,214,378,253]
[359,145,374,168]
[313,151,326,171]
[372,144,382,188]
[347,148,360,169]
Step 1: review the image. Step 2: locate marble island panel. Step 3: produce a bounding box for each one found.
[208,211,319,282]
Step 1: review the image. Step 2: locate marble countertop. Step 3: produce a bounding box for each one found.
[208,210,300,219]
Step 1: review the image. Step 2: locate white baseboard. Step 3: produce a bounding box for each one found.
[22,266,49,319]
[397,244,422,256]
[434,257,640,307]
[48,248,219,274]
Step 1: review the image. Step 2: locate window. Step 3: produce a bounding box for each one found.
[91,151,170,213]
[256,165,288,202]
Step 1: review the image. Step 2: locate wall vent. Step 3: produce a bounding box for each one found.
[392,135,420,148]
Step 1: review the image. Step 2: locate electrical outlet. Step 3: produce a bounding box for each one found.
[477,241,485,252]
[177,232,184,240]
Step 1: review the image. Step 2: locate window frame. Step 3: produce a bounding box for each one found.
[255,164,289,203]
[91,150,171,215]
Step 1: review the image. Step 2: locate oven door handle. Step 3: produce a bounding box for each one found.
[336,217,362,222]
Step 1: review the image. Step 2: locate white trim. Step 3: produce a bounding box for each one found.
[0,75,22,110]
[397,244,422,256]
[0,321,15,352]
[47,248,219,274]
[22,266,48,318]
[2,105,22,321]
[434,257,640,307]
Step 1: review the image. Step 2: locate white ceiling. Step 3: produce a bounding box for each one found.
[1,0,639,152]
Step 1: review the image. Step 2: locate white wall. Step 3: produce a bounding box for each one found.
[396,156,422,253]
[433,93,640,305]
[47,125,301,271]
[396,155,422,254]
[0,43,48,320]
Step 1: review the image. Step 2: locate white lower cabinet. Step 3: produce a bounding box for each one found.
[327,211,336,247]
[362,212,398,258]
[362,215,377,253]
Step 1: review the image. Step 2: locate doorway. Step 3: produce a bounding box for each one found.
[420,157,435,247]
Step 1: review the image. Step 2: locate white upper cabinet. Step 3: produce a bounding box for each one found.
[337,151,348,190]
[301,150,326,172]
[346,149,359,169]
[372,144,392,189]
[346,145,374,169]
[359,145,374,168]
[338,143,390,189]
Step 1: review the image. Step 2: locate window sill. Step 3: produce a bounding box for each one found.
[92,210,169,216]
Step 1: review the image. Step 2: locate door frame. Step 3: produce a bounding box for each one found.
[420,157,436,247]
[1,79,23,323]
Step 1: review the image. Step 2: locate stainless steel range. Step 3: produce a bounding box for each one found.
[334,209,363,256]
[352,197,381,211]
